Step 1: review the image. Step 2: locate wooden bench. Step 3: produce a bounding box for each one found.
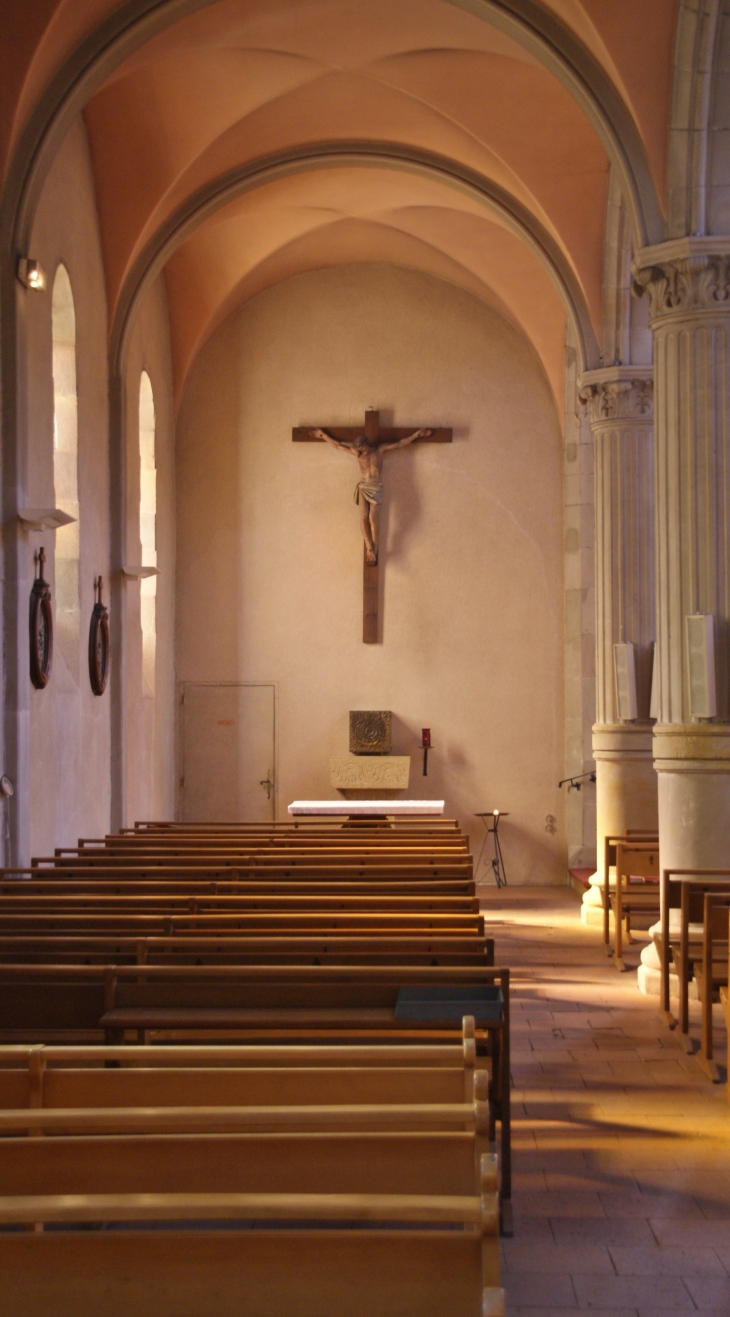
[604,840,659,969]
[0,891,479,914]
[4,872,476,894]
[0,1185,504,1317]
[70,836,471,853]
[0,1128,492,1198]
[0,932,495,966]
[0,962,510,1202]
[0,1037,505,1232]
[0,1052,489,1111]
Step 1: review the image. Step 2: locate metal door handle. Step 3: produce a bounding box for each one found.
[260,777,273,800]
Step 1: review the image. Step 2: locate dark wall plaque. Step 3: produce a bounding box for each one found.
[349,710,391,755]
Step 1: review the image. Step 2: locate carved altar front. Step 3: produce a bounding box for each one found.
[329,755,411,799]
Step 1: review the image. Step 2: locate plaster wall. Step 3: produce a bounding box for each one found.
[176,264,567,882]
[122,278,177,825]
[25,118,111,856]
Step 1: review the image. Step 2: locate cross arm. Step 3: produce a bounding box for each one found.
[292,427,452,444]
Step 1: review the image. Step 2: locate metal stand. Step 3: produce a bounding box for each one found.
[474,811,509,887]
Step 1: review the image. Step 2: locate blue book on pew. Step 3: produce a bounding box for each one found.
[394,985,503,1021]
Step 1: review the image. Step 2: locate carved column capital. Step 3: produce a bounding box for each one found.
[632,237,730,326]
[578,367,653,426]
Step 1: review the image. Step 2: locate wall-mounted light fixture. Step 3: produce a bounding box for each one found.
[121,566,159,580]
[18,508,76,532]
[16,258,46,290]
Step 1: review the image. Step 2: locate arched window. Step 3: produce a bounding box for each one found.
[139,371,157,695]
[52,264,79,675]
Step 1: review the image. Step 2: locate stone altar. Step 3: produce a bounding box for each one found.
[329,754,411,799]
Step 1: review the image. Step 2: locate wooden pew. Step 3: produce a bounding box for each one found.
[0,1053,489,1110]
[0,962,510,1205]
[73,834,471,851]
[0,1185,504,1317]
[128,819,464,837]
[0,912,485,936]
[604,840,659,970]
[2,872,476,896]
[0,1033,506,1257]
[0,891,480,914]
[0,1129,490,1197]
[0,932,495,967]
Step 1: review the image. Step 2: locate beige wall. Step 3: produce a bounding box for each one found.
[177,264,566,882]
[26,118,111,857]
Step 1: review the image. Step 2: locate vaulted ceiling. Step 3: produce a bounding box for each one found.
[2,0,678,409]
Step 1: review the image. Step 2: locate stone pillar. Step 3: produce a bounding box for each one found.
[578,367,658,880]
[633,239,730,871]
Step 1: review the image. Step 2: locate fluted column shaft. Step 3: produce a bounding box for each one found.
[579,368,658,874]
[634,239,730,869]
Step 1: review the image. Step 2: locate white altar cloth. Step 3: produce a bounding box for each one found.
[288,799,445,817]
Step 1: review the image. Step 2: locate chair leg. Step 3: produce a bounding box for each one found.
[613,889,625,970]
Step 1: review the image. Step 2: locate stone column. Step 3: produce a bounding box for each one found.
[578,367,658,881]
[633,239,730,871]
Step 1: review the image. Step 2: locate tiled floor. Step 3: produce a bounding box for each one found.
[481,885,730,1317]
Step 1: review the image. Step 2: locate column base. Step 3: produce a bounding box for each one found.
[592,724,658,878]
[654,725,730,870]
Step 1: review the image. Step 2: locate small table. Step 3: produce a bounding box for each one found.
[288,800,445,816]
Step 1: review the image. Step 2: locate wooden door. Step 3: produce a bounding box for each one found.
[181,683,276,821]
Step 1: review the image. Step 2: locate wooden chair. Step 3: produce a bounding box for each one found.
[691,891,730,1080]
[600,831,659,951]
[659,870,730,1035]
[605,840,659,970]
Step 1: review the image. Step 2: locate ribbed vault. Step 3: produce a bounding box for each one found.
[2,0,680,410]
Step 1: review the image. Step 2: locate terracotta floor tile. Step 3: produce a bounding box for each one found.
[502,1271,577,1307]
[572,1274,695,1308]
[600,1190,703,1218]
[650,1217,730,1247]
[609,1245,726,1276]
[711,1246,730,1274]
[516,1190,607,1218]
[502,1243,614,1275]
[511,1311,638,1317]
[550,1217,658,1247]
[683,1276,730,1308]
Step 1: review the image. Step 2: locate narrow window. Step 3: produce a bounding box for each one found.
[139,371,157,695]
[52,264,79,676]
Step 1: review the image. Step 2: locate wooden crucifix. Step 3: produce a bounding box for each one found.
[293,409,452,642]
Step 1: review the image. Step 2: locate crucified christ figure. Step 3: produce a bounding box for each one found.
[310,426,432,564]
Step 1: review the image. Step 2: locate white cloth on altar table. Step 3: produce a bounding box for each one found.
[288,800,444,816]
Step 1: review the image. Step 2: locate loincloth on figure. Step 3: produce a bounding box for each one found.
[355,480,383,506]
